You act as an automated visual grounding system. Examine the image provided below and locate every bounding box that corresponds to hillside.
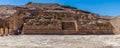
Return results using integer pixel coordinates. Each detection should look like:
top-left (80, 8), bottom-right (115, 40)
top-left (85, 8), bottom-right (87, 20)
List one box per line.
top-left (0, 2), bottom-right (116, 35)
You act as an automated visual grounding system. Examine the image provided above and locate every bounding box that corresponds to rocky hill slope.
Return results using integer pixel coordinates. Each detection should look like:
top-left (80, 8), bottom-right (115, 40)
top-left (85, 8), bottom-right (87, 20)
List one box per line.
top-left (0, 2), bottom-right (116, 35)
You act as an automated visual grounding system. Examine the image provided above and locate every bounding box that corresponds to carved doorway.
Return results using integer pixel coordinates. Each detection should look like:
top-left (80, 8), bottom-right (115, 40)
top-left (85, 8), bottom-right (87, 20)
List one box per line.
top-left (62, 22), bottom-right (76, 30)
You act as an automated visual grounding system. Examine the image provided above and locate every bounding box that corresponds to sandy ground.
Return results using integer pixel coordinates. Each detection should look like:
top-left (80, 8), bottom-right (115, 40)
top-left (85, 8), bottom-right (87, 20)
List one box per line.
top-left (0, 35), bottom-right (120, 48)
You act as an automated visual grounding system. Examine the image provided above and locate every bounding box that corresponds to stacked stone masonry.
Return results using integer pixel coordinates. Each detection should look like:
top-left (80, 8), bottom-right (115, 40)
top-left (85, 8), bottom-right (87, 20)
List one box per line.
top-left (0, 2), bottom-right (118, 35)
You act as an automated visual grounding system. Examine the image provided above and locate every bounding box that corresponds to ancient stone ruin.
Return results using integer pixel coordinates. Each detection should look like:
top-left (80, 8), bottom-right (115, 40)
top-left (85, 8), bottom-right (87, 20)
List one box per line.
top-left (0, 2), bottom-right (119, 35)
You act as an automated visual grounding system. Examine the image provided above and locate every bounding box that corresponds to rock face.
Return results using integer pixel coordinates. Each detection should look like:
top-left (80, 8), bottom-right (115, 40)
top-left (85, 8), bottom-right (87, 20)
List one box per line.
top-left (0, 5), bottom-right (16, 19)
top-left (0, 2), bottom-right (116, 35)
top-left (110, 16), bottom-right (120, 34)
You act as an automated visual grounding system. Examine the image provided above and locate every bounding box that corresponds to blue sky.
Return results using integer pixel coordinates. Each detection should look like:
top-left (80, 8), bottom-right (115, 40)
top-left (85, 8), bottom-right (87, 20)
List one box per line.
top-left (0, 0), bottom-right (120, 16)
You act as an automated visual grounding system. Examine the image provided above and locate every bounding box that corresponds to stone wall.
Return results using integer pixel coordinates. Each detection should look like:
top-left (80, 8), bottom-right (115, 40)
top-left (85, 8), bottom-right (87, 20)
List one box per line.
top-left (0, 3), bottom-right (116, 35)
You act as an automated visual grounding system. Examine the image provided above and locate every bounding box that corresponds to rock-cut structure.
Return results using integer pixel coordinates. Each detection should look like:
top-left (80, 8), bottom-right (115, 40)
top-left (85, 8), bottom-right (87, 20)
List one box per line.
top-left (0, 2), bottom-right (118, 35)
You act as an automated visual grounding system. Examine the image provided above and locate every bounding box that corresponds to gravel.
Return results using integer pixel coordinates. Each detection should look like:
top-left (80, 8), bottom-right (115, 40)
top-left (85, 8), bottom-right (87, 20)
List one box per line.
top-left (0, 35), bottom-right (120, 48)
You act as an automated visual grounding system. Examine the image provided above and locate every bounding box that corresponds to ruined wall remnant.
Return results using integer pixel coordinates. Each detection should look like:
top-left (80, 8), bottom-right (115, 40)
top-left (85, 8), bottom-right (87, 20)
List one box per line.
top-left (110, 16), bottom-right (120, 34)
top-left (0, 19), bottom-right (11, 36)
top-left (0, 2), bottom-right (117, 35)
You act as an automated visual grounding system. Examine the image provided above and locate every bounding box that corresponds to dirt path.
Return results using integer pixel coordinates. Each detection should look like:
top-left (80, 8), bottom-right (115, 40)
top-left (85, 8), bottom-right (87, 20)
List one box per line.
top-left (0, 35), bottom-right (120, 48)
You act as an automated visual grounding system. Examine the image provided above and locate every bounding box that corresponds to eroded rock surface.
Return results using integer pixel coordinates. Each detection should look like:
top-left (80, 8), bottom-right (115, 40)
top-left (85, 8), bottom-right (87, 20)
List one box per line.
top-left (0, 2), bottom-right (117, 35)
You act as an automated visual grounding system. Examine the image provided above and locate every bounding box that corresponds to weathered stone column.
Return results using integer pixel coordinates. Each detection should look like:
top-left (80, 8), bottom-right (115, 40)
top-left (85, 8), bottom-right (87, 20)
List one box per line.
top-left (0, 28), bottom-right (4, 36)
top-left (0, 28), bottom-right (1, 35)
top-left (8, 28), bottom-right (12, 35)
top-left (74, 21), bottom-right (78, 31)
top-left (5, 28), bottom-right (9, 36)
